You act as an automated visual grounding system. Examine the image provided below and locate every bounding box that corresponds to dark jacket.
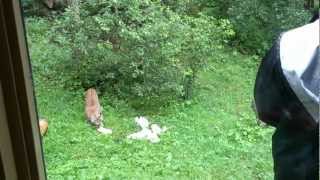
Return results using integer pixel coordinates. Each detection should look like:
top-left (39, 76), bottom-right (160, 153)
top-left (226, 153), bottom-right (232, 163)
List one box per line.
top-left (254, 19), bottom-right (319, 180)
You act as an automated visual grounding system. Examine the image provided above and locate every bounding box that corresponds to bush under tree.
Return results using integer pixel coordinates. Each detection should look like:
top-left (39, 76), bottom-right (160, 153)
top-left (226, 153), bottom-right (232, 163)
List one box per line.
top-left (51, 0), bottom-right (234, 100)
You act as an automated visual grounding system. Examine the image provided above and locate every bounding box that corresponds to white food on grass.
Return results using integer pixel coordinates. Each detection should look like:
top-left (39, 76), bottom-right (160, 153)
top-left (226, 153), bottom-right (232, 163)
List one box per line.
top-left (148, 132), bottom-right (160, 143)
top-left (135, 116), bottom-right (150, 129)
top-left (97, 127), bottom-right (112, 134)
top-left (127, 128), bottom-right (152, 139)
top-left (128, 116), bottom-right (167, 143)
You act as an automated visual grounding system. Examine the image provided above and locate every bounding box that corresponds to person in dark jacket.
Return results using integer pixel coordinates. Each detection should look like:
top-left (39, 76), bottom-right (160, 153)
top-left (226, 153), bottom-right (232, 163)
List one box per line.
top-left (253, 13), bottom-right (319, 180)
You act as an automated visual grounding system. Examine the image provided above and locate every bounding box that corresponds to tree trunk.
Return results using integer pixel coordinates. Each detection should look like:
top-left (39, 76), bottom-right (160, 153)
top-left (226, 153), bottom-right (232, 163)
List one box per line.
top-left (304, 0), bottom-right (315, 10)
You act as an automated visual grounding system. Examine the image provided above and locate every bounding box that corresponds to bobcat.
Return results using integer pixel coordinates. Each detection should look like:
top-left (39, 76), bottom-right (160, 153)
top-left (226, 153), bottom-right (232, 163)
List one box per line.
top-left (85, 88), bottom-right (112, 134)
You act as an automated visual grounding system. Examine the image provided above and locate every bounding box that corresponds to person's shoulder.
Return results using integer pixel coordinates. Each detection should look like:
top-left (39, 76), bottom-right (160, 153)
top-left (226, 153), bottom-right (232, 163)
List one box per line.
top-left (280, 19), bottom-right (319, 76)
top-left (283, 19), bottom-right (319, 39)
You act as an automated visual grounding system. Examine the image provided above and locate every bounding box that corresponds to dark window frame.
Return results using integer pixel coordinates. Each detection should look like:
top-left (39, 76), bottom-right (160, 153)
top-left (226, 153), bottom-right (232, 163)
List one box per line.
top-left (0, 0), bottom-right (46, 179)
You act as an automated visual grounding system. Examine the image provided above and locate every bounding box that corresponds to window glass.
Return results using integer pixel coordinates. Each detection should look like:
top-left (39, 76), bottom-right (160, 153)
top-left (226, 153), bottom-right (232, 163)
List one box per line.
top-left (21, 0), bottom-right (315, 179)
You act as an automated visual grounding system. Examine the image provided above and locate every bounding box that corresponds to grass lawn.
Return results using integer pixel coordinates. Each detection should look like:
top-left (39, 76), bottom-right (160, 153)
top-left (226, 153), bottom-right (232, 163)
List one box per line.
top-left (32, 50), bottom-right (274, 179)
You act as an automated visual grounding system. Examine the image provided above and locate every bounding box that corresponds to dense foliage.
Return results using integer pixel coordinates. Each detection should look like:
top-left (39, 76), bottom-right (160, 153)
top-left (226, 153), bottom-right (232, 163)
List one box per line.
top-left (50, 0), bottom-right (234, 100)
top-left (160, 0), bottom-right (312, 55)
top-left (227, 0), bottom-right (311, 54)
top-left (25, 0), bottom-right (314, 101)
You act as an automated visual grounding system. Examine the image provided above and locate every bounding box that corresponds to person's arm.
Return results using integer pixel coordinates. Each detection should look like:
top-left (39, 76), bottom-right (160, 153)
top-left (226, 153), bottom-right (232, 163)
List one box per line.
top-left (254, 36), bottom-right (286, 127)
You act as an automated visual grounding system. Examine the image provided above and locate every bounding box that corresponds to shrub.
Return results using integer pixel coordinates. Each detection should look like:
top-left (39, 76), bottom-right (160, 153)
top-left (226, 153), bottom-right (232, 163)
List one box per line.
top-left (228, 0), bottom-right (310, 55)
top-left (162, 0), bottom-right (311, 55)
top-left (51, 0), bottom-right (234, 100)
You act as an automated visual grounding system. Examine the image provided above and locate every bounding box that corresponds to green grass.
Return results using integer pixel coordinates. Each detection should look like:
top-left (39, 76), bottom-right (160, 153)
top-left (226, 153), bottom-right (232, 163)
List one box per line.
top-left (33, 49), bottom-right (274, 179)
